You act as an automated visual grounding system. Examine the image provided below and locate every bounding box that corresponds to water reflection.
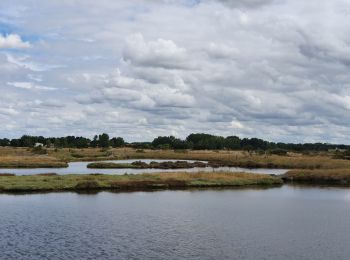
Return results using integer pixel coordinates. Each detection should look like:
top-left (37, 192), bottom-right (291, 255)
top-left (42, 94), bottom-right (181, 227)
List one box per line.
top-left (1, 186), bottom-right (350, 259)
top-left (0, 159), bottom-right (288, 176)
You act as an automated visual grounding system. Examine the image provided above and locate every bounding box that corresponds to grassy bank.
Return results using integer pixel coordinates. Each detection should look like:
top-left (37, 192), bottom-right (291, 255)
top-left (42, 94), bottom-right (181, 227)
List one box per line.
top-left (2, 147), bottom-right (350, 170)
top-left (282, 169), bottom-right (350, 185)
top-left (0, 172), bottom-right (282, 192)
top-left (0, 156), bottom-right (68, 168)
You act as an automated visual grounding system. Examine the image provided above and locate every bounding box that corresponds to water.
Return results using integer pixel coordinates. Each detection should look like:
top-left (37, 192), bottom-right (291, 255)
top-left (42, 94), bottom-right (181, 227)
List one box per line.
top-left (0, 159), bottom-right (287, 175)
top-left (1, 185), bottom-right (350, 259)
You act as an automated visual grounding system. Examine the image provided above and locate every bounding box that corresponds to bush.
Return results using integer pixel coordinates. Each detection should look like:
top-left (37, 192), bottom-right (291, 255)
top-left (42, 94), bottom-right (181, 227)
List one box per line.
top-left (174, 149), bottom-right (188, 153)
top-left (269, 149), bottom-right (288, 156)
top-left (31, 146), bottom-right (47, 155)
top-left (74, 180), bottom-right (100, 190)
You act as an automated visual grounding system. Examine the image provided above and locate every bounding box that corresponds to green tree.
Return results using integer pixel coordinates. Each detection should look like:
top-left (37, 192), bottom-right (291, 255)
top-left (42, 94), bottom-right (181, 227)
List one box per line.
top-left (91, 135), bottom-right (98, 148)
top-left (111, 137), bottom-right (125, 148)
top-left (98, 133), bottom-right (110, 148)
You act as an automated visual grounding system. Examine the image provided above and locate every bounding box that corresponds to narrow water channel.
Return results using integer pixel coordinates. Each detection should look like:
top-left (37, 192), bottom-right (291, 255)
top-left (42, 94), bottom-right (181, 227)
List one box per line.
top-left (0, 159), bottom-right (288, 175)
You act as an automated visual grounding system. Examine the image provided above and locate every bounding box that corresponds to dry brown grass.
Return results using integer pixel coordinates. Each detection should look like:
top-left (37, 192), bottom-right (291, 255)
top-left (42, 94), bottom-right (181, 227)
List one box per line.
top-left (47, 147), bottom-right (247, 162)
top-left (283, 169), bottom-right (350, 185)
top-left (0, 171), bottom-right (282, 192)
top-left (150, 171), bottom-right (275, 181)
top-left (48, 147), bottom-right (350, 169)
top-left (0, 155), bottom-right (68, 168)
top-left (1, 146), bottom-right (350, 170)
top-left (0, 147), bottom-right (33, 156)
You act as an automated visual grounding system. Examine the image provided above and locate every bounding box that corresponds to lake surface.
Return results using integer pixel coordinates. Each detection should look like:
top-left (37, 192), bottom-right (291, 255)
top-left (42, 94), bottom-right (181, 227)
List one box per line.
top-left (0, 159), bottom-right (287, 175)
top-left (1, 185), bottom-right (350, 259)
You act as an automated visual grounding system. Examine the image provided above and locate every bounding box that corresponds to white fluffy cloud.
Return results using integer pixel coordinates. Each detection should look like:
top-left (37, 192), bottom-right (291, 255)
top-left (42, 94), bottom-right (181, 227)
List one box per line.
top-left (0, 34), bottom-right (30, 49)
top-left (7, 81), bottom-right (57, 91)
top-left (123, 33), bottom-right (189, 69)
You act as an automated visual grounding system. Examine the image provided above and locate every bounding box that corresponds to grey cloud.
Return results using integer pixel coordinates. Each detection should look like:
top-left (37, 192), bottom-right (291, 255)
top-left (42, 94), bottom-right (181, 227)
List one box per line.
top-left (212, 0), bottom-right (276, 8)
top-left (122, 33), bottom-right (192, 70)
top-left (1, 0), bottom-right (350, 143)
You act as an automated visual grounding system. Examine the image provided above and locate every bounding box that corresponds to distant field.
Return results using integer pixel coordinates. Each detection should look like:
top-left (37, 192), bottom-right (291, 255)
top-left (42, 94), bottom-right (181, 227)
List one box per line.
top-left (46, 147), bottom-right (350, 170)
top-left (1, 147), bottom-right (350, 170)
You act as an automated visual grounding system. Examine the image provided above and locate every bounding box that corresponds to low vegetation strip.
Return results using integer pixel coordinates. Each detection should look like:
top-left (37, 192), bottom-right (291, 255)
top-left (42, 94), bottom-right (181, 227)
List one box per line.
top-left (2, 147), bottom-right (350, 170)
top-left (87, 162), bottom-right (141, 169)
top-left (0, 156), bottom-right (68, 168)
top-left (282, 169), bottom-right (350, 185)
top-left (0, 172), bottom-right (282, 192)
top-left (86, 156), bottom-right (350, 170)
top-left (49, 148), bottom-right (350, 169)
top-left (87, 161), bottom-right (208, 169)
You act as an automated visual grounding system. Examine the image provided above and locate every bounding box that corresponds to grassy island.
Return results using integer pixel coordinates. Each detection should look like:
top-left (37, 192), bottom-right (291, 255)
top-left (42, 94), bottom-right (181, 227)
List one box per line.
top-left (282, 169), bottom-right (350, 185)
top-left (0, 172), bottom-right (282, 193)
top-left (87, 160), bottom-right (208, 169)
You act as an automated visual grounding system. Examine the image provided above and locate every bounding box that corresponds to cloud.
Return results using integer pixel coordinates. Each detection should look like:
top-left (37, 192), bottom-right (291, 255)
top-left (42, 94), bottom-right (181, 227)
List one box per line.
top-left (206, 42), bottom-right (238, 59)
top-left (0, 34), bottom-right (31, 49)
top-left (7, 81), bottom-right (57, 91)
top-left (230, 120), bottom-right (244, 129)
top-left (1, 0), bottom-right (350, 143)
top-left (213, 0), bottom-right (275, 8)
top-left (123, 33), bottom-right (190, 69)
top-left (0, 107), bottom-right (19, 116)
top-left (6, 54), bottom-right (64, 72)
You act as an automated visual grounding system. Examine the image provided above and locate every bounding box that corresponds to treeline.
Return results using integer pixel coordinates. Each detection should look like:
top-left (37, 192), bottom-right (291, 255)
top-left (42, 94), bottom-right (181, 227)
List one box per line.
top-left (149, 133), bottom-right (350, 152)
top-left (0, 134), bottom-right (125, 148)
top-left (0, 133), bottom-right (348, 152)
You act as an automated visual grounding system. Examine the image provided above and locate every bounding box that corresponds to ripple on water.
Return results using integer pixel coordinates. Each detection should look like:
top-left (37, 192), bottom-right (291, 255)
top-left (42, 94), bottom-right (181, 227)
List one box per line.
top-left (1, 187), bottom-right (350, 259)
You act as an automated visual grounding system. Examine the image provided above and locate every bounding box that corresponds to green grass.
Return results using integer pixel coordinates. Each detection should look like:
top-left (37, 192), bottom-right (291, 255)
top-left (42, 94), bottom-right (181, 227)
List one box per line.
top-left (0, 172), bottom-right (283, 192)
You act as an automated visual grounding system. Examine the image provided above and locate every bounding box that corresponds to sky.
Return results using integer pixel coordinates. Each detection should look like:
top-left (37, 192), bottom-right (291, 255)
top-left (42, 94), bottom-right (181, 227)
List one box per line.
top-left (1, 0), bottom-right (350, 143)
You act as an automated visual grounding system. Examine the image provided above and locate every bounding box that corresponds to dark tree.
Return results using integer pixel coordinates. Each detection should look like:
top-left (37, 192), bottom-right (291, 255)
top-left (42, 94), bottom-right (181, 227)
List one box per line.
top-left (91, 135), bottom-right (98, 148)
top-left (111, 137), bottom-right (125, 148)
top-left (98, 133), bottom-right (110, 148)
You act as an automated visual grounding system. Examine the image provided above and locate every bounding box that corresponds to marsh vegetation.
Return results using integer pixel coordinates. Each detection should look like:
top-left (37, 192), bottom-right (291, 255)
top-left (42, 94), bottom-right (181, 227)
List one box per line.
top-left (1, 146), bottom-right (350, 170)
top-left (0, 172), bottom-right (282, 192)
top-left (2, 141), bottom-right (350, 188)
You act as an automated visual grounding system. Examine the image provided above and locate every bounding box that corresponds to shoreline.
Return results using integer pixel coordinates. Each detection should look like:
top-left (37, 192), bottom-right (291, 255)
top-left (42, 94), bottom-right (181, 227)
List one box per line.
top-left (3, 169), bottom-right (350, 194)
top-left (0, 172), bottom-right (282, 193)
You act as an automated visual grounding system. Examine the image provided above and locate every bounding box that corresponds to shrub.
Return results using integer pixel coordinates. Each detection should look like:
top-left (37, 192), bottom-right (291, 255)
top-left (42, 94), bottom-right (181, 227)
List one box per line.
top-left (31, 146), bottom-right (47, 155)
top-left (74, 180), bottom-right (100, 190)
top-left (269, 149), bottom-right (288, 156)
